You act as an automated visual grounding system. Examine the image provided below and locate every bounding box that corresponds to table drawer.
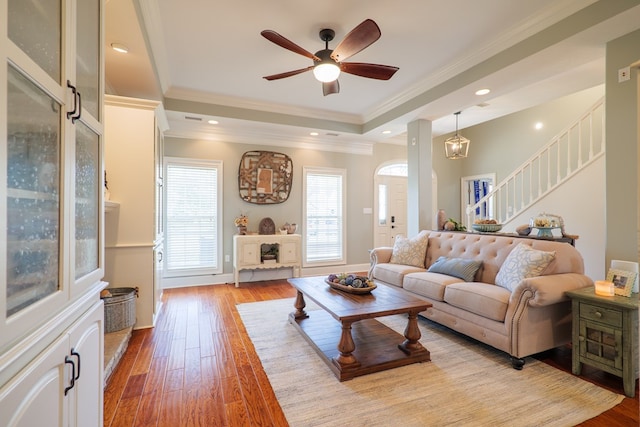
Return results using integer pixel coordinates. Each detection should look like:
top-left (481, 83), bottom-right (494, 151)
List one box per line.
top-left (579, 302), bottom-right (622, 327)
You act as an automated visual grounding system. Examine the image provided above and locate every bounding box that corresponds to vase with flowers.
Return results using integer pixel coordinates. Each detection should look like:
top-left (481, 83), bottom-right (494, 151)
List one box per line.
top-left (234, 214), bottom-right (248, 235)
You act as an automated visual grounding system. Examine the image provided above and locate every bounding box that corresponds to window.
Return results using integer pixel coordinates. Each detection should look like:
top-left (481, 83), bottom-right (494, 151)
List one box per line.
top-left (303, 167), bottom-right (346, 266)
top-left (164, 158), bottom-right (222, 276)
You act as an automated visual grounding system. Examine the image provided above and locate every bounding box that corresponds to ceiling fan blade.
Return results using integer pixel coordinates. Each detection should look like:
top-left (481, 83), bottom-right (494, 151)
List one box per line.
top-left (323, 80), bottom-right (340, 96)
top-left (340, 62), bottom-right (399, 80)
top-left (330, 19), bottom-right (381, 62)
top-left (263, 66), bottom-right (314, 81)
top-left (261, 30), bottom-right (320, 61)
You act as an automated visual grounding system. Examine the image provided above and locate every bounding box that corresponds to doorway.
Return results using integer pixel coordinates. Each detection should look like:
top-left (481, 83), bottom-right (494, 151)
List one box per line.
top-left (373, 162), bottom-right (437, 247)
top-left (460, 173), bottom-right (496, 229)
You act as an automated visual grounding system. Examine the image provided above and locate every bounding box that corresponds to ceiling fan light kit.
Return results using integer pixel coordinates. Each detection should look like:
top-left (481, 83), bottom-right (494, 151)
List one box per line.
top-left (261, 19), bottom-right (398, 96)
top-left (312, 48), bottom-right (340, 82)
top-left (445, 111), bottom-right (470, 159)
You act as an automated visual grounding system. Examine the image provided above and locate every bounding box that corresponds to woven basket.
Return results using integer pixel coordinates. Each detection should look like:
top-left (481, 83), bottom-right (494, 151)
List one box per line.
top-left (102, 287), bottom-right (137, 333)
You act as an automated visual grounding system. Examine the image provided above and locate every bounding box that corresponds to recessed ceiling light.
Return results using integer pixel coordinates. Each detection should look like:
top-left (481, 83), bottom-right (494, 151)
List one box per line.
top-left (534, 122), bottom-right (544, 130)
top-left (208, 120), bottom-right (218, 125)
top-left (475, 88), bottom-right (490, 96)
top-left (382, 130), bottom-right (391, 134)
top-left (310, 132), bottom-right (319, 136)
top-left (110, 43), bottom-right (129, 53)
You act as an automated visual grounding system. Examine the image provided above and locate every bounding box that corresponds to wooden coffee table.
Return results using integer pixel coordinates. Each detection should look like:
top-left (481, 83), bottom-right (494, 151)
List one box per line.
top-left (288, 276), bottom-right (432, 381)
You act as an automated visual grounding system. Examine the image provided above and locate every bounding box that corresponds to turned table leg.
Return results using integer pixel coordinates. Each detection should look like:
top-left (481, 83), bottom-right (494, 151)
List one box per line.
top-left (332, 320), bottom-right (360, 369)
top-left (398, 310), bottom-right (428, 357)
top-left (291, 290), bottom-right (308, 320)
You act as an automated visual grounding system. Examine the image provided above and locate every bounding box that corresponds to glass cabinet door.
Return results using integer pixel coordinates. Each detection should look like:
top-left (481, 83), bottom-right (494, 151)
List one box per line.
top-left (6, 65), bottom-right (62, 316)
top-left (76, 0), bottom-right (101, 120)
top-left (75, 122), bottom-right (100, 279)
top-left (8, 0), bottom-right (62, 83)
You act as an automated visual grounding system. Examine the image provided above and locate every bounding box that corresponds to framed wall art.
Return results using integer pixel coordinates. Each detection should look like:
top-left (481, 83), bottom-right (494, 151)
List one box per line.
top-left (238, 151), bottom-right (292, 204)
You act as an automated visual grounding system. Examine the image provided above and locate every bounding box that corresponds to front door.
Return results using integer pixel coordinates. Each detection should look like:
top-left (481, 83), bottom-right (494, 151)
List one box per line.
top-left (375, 176), bottom-right (407, 247)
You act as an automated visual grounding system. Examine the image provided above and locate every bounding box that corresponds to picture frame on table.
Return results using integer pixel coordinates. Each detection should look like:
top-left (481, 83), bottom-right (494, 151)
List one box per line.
top-left (606, 268), bottom-right (637, 297)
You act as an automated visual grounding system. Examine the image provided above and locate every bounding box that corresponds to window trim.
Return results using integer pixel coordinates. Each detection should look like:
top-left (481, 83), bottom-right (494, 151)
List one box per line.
top-left (163, 157), bottom-right (223, 277)
top-left (302, 166), bottom-right (346, 267)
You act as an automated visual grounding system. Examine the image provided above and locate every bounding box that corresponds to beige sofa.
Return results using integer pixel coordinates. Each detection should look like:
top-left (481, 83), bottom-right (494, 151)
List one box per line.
top-left (369, 231), bottom-right (593, 369)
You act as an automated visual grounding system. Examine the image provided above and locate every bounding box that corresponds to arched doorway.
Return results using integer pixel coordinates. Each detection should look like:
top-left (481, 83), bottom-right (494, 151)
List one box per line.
top-left (374, 161), bottom-right (438, 247)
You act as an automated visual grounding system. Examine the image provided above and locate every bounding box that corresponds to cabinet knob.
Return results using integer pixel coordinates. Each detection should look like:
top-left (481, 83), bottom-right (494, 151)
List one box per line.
top-left (594, 311), bottom-right (602, 318)
top-left (578, 336), bottom-right (585, 342)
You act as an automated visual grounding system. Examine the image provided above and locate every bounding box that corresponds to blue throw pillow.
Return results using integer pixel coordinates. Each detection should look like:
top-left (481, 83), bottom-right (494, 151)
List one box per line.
top-left (427, 256), bottom-right (483, 282)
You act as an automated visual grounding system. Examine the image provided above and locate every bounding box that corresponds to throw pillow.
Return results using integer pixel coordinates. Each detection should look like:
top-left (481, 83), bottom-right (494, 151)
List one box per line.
top-left (428, 256), bottom-right (483, 282)
top-left (495, 243), bottom-right (556, 292)
top-left (389, 231), bottom-right (429, 268)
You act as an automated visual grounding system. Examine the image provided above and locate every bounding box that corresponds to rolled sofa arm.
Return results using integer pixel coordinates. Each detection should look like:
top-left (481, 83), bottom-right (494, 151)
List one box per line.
top-left (369, 247), bottom-right (393, 277)
top-left (511, 273), bottom-right (594, 307)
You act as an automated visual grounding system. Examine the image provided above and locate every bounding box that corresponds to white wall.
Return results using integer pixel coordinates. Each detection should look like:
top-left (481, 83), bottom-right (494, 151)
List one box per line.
top-left (507, 157), bottom-right (606, 280)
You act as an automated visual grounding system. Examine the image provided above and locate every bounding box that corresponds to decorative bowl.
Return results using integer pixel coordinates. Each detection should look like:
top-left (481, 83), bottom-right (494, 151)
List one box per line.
top-left (325, 274), bottom-right (376, 294)
top-left (472, 223), bottom-right (503, 233)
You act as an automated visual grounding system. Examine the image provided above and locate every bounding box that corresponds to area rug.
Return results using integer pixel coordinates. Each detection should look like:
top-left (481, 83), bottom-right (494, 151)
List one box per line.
top-left (237, 298), bottom-right (624, 427)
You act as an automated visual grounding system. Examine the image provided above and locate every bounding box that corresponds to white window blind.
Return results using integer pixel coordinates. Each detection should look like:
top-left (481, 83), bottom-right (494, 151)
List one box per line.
top-left (165, 158), bottom-right (222, 276)
top-left (303, 167), bottom-right (346, 265)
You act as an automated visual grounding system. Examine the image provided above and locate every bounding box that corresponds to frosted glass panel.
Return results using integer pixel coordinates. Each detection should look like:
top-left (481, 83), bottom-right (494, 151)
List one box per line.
top-left (76, 0), bottom-right (100, 118)
top-left (8, 0), bottom-right (61, 82)
top-left (75, 122), bottom-right (100, 279)
top-left (6, 66), bottom-right (61, 316)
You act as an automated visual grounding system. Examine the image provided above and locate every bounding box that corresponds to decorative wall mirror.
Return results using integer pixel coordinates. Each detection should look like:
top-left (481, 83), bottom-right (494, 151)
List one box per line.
top-left (238, 151), bottom-right (293, 204)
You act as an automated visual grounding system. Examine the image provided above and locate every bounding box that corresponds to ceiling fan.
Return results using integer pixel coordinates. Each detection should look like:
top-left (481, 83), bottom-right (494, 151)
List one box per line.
top-left (261, 19), bottom-right (399, 96)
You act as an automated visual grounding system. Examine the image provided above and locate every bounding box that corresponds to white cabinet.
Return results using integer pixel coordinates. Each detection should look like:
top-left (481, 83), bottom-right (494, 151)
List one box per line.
top-left (233, 234), bottom-right (302, 287)
top-left (104, 95), bottom-right (168, 328)
top-left (1, 1), bottom-right (105, 425)
top-left (0, 301), bottom-right (104, 427)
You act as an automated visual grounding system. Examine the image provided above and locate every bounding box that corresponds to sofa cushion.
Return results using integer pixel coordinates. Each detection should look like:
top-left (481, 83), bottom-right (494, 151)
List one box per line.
top-left (428, 256), bottom-right (482, 282)
top-left (444, 283), bottom-right (511, 322)
top-left (495, 243), bottom-right (555, 292)
top-left (389, 231), bottom-right (429, 268)
top-left (403, 272), bottom-right (463, 301)
top-left (372, 263), bottom-right (426, 287)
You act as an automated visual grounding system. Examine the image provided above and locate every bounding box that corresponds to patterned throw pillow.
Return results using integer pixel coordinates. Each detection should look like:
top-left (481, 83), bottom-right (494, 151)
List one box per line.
top-left (428, 256), bottom-right (483, 282)
top-left (389, 231), bottom-right (429, 268)
top-left (495, 243), bottom-right (555, 292)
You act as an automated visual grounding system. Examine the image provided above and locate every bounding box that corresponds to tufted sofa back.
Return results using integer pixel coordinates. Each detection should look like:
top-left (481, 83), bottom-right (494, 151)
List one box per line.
top-left (424, 231), bottom-right (585, 284)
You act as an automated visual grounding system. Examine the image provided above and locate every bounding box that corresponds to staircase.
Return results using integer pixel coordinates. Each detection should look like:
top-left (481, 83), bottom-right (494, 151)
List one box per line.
top-left (465, 97), bottom-right (605, 228)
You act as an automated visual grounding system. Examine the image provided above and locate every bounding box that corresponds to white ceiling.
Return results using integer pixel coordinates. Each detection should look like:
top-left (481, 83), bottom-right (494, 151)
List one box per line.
top-left (104, 0), bottom-right (640, 149)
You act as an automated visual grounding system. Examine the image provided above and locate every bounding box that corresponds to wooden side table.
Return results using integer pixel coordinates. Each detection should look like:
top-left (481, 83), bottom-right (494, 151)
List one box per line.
top-left (566, 287), bottom-right (639, 397)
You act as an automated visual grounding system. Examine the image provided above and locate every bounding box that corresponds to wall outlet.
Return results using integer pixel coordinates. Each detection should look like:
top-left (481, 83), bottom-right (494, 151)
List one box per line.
top-left (225, 254), bottom-right (230, 262)
top-left (618, 66), bottom-right (631, 82)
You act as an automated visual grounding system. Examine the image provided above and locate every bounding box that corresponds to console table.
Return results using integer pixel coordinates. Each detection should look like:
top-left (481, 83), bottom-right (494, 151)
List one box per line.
top-left (233, 234), bottom-right (302, 287)
top-left (566, 287), bottom-right (639, 397)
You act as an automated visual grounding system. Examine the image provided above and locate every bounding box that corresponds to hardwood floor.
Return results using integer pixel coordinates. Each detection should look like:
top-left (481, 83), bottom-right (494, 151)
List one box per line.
top-left (104, 280), bottom-right (639, 426)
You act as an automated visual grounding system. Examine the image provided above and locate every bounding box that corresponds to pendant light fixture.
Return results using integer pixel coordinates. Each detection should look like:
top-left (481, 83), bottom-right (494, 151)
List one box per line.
top-left (445, 111), bottom-right (470, 159)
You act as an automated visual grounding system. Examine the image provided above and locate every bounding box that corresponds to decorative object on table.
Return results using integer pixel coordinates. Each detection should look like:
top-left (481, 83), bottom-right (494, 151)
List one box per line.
top-left (258, 217), bottom-right (276, 235)
top-left (529, 212), bottom-right (579, 240)
top-left (471, 218), bottom-right (502, 233)
top-left (444, 111), bottom-right (470, 159)
top-left (281, 222), bottom-right (298, 234)
top-left (606, 268), bottom-right (637, 297)
top-left (515, 224), bottom-right (532, 236)
top-left (437, 209), bottom-right (447, 230)
top-left (611, 259), bottom-right (639, 293)
top-left (594, 280), bottom-right (615, 296)
top-left (238, 151), bottom-right (293, 204)
top-left (325, 273), bottom-right (376, 294)
top-left (234, 214), bottom-right (248, 235)
top-left (443, 218), bottom-right (466, 231)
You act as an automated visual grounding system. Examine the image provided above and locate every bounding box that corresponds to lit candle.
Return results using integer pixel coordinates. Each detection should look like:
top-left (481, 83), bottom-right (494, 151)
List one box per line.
top-left (594, 280), bottom-right (614, 296)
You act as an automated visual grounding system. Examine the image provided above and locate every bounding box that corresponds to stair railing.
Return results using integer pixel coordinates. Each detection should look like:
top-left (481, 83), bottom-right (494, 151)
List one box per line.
top-left (465, 97), bottom-right (605, 228)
